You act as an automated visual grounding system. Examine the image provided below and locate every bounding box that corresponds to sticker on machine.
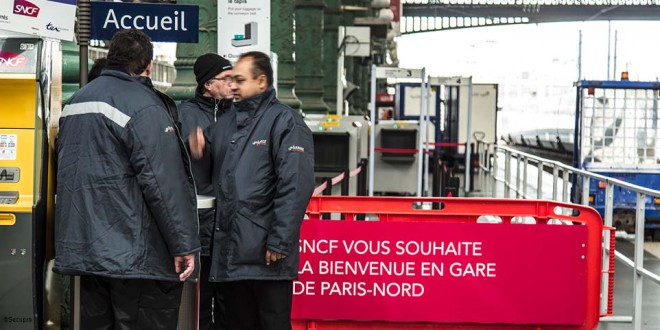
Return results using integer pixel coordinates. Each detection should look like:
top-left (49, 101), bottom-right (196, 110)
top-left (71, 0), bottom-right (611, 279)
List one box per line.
top-left (0, 134), bottom-right (17, 160)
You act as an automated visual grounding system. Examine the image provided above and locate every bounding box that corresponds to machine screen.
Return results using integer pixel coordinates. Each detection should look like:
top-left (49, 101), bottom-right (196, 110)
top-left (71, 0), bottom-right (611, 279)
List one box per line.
top-left (313, 132), bottom-right (350, 172)
top-left (381, 128), bottom-right (417, 161)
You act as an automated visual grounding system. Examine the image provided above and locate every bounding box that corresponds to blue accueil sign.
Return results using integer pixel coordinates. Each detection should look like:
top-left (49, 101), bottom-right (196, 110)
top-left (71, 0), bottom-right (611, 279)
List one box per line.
top-left (90, 2), bottom-right (198, 43)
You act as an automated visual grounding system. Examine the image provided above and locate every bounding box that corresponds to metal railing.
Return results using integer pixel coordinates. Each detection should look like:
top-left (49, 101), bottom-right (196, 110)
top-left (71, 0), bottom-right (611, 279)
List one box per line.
top-left (476, 140), bottom-right (660, 329)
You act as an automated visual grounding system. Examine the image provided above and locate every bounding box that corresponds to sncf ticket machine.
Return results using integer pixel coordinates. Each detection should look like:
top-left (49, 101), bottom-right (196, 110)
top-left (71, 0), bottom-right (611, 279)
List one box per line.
top-left (0, 33), bottom-right (60, 329)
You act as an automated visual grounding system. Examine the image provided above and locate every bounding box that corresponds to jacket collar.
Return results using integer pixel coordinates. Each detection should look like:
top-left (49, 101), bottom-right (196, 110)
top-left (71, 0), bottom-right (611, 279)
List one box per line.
top-left (102, 68), bottom-right (154, 89)
top-left (99, 68), bottom-right (179, 124)
top-left (195, 85), bottom-right (217, 107)
top-left (193, 85), bottom-right (220, 114)
top-left (194, 85), bottom-right (236, 118)
top-left (235, 87), bottom-right (276, 128)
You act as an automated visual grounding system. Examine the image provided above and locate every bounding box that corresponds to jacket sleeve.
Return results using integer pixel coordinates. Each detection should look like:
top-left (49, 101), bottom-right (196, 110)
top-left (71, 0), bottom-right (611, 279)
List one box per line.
top-left (178, 102), bottom-right (196, 142)
top-left (267, 114), bottom-right (315, 255)
top-left (125, 106), bottom-right (201, 257)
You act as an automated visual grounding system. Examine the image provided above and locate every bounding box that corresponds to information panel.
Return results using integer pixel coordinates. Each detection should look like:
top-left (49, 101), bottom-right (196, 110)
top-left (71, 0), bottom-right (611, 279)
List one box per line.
top-left (90, 2), bottom-right (199, 43)
top-left (217, 0), bottom-right (270, 62)
top-left (292, 220), bottom-right (588, 325)
top-left (0, 0), bottom-right (76, 41)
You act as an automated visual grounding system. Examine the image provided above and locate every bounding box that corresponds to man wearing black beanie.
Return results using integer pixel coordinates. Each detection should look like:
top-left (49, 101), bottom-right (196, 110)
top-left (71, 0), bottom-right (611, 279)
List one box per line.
top-left (178, 53), bottom-right (233, 330)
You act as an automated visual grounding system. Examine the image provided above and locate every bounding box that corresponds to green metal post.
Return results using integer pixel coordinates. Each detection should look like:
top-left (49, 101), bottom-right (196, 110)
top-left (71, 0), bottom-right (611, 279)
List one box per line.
top-left (272, 0), bottom-right (302, 109)
top-left (342, 0), bottom-right (370, 115)
top-left (323, 0), bottom-right (341, 112)
top-left (167, 0), bottom-right (218, 102)
top-left (62, 41), bottom-right (94, 104)
top-left (295, 0), bottom-right (330, 114)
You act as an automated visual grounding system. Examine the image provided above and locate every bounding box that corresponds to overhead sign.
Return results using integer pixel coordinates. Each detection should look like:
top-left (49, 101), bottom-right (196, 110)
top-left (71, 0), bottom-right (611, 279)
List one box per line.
top-left (0, 0), bottom-right (76, 41)
top-left (90, 2), bottom-right (199, 43)
top-left (429, 76), bottom-right (470, 86)
top-left (293, 220), bottom-right (588, 325)
top-left (218, 0), bottom-right (270, 62)
top-left (375, 67), bottom-right (423, 79)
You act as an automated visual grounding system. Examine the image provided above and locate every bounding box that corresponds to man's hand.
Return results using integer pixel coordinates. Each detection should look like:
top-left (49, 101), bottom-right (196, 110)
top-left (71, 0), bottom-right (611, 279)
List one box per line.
top-left (265, 249), bottom-right (286, 266)
top-left (188, 127), bottom-right (205, 160)
top-left (174, 254), bottom-right (195, 281)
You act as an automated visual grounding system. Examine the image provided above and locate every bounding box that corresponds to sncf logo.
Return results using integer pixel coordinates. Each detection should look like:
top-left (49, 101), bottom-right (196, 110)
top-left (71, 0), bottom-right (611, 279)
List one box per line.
top-left (0, 51), bottom-right (27, 69)
top-left (13, 0), bottom-right (40, 17)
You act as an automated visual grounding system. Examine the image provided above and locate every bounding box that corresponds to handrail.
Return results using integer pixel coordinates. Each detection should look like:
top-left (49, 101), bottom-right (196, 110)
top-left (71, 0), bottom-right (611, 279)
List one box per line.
top-left (476, 140), bottom-right (660, 329)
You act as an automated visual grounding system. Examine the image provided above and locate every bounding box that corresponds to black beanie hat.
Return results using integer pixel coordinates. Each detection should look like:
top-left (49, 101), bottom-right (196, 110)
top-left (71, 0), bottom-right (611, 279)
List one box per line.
top-left (194, 53), bottom-right (233, 85)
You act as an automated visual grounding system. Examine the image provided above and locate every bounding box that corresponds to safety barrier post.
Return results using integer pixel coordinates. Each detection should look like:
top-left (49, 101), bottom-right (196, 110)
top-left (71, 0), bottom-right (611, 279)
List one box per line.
top-left (633, 192), bottom-right (646, 329)
top-left (321, 178), bottom-right (333, 220)
top-left (523, 157), bottom-right (529, 198)
top-left (563, 169), bottom-right (570, 203)
top-left (323, 178), bottom-right (332, 196)
top-left (504, 151), bottom-right (511, 195)
top-left (552, 164), bottom-right (559, 200)
top-left (469, 142), bottom-right (476, 192)
top-left (515, 154), bottom-right (521, 198)
top-left (492, 145), bottom-right (499, 181)
top-left (357, 159), bottom-right (368, 196)
top-left (537, 160), bottom-right (544, 199)
top-left (432, 150), bottom-right (441, 197)
top-left (341, 168), bottom-right (349, 196)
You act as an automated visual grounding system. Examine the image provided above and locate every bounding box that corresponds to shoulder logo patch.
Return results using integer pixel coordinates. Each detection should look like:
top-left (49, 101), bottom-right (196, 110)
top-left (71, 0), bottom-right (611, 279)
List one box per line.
top-left (252, 139), bottom-right (268, 147)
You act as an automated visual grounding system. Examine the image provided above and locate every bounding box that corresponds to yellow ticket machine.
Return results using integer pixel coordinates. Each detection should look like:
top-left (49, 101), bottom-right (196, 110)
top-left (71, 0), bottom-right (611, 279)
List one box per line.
top-left (0, 33), bottom-right (60, 330)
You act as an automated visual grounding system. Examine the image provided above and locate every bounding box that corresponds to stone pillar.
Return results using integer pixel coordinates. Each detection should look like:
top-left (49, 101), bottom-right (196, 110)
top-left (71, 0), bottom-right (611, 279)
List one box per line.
top-left (271, 0), bottom-right (302, 109)
top-left (167, 0), bottom-right (217, 102)
top-left (322, 0), bottom-right (341, 113)
top-left (295, 0), bottom-right (330, 114)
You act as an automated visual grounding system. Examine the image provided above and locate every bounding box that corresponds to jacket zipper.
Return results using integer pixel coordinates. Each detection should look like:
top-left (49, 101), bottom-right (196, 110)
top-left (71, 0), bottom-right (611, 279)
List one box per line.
top-left (214, 99), bottom-right (219, 122)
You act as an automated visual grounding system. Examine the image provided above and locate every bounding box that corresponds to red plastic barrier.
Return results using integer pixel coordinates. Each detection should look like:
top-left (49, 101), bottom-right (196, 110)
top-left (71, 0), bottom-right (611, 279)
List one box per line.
top-left (293, 196), bottom-right (603, 330)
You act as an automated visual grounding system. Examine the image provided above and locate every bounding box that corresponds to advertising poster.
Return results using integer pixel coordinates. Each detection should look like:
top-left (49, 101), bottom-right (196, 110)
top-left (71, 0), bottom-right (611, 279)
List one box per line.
top-left (0, 0), bottom-right (76, 41)
top-left (217, 0), bottom-right (270, 62)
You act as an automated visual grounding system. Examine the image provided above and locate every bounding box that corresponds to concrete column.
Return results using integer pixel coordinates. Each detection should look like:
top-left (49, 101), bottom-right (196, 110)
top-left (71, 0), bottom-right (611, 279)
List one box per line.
top-left (167, 0), bottom-right (217, 102)
top-left (271, 0), bottom-right (302, 109)
top-left (295, 0), bottom-right (330, 114)
top-left (323, 0), bottom-right (341, 112)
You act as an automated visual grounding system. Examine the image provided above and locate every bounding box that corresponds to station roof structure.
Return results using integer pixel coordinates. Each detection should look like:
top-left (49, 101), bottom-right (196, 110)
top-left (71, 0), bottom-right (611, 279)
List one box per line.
top-left (401, 0), bottom-right (660, 33)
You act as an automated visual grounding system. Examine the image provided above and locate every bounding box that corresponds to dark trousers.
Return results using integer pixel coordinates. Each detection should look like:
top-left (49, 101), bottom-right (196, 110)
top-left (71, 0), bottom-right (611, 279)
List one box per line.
top-left (223, 280), bottom-right (293, 330)
top-left (80, 275), bottom-right (183, 330)
top-left (200, 255), bottom-right (227, 330)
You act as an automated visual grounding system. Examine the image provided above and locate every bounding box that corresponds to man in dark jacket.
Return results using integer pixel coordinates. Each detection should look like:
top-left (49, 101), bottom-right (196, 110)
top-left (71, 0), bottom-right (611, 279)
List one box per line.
top-left (190, 51), bottom-right (315, 330)
top-left (179, 53), bottom-right (233, 330)
top-left (54, 29), bottom-right (200, 330)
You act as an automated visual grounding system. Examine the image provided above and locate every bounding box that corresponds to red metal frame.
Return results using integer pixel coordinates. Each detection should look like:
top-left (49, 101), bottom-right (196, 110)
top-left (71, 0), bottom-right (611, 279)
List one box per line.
top-left (602, 226), bottom-right (616, 317)
top-left (295, 196), bottom-right (604, 330)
